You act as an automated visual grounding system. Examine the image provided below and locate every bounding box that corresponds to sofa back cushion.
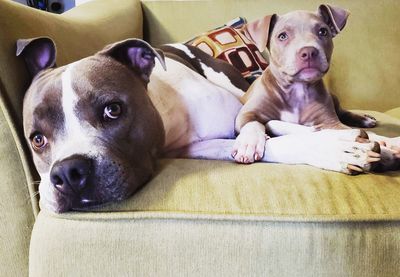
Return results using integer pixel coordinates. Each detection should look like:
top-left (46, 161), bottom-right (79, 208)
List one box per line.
top-left (142, 0), bottom-right (400, 112)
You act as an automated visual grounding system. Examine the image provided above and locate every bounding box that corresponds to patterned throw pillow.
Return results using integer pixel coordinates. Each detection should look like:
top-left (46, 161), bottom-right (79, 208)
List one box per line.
top-left (185, 17), bottom-right (268, 83)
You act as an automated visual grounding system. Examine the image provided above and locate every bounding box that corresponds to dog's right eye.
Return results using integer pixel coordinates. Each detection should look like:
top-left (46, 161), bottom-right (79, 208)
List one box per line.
top-left (31, 133), bottom-right (48, 151)
top-left (278, 32), bottom-right (289, 41)
top-left (103, 103), bottom-right (122, 121)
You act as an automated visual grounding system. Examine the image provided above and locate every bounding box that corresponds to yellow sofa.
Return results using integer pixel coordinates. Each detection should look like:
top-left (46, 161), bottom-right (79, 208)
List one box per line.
top-left (1, 0), bottom-right (400, 276)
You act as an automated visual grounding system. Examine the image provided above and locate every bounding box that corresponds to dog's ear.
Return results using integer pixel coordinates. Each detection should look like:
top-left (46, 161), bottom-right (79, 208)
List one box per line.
top-left (318, 4), bottom-right (350, 37)
top-left (16, 37), bottom-right (56, 78)
top-left (99, 38), bottom-right (166, 84)
top-left (243, 14), bottom-right (277, 53)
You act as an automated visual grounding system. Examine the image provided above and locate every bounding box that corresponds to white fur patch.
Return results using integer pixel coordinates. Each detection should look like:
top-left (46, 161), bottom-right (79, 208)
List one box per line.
top-left (55, 62), bottom-right (102, 162)
top-left (167, 43), bottom-right (196, 58)
top-left (200, 63), bottom-right (245, 98)
top-left (167, 43), bottom-right (245, 98)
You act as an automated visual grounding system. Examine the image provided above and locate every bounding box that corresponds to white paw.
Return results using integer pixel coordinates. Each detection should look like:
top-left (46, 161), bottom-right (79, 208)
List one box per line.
top-left (306, 129), bottom-right (381, 174)
top-left (232, 122), bottom-right (268, 164)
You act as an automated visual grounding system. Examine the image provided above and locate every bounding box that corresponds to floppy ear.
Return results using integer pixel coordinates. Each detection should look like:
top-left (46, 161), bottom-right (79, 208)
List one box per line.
top-left (243, 14), bottom-right (277, 53)
top-left (99, 38), bottom-right (166, 84)
top-left (318, 4), bottom-right (350, 37)
top-left (16, 37), bottom-right (56, 78)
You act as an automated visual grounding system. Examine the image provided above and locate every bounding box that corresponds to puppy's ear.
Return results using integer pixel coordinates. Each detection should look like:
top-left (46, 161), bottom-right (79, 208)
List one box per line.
top-left (100, 38), bottom-right (166, 84)
top-left (318, 4), bottom-right (350, 37)
top-left (16, 37), bottom-right (56, 78)
top-left (243, 14), bottom-right (277, 53)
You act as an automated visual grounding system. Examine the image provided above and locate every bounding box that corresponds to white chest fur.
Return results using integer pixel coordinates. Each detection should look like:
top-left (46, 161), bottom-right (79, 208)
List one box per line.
top-left (279, 83), bottom-right (308, 124)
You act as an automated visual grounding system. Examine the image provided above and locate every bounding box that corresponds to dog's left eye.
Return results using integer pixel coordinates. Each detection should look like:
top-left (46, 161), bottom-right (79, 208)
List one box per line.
top-left (318, 27), bottom-right (329, 37)
top-left (103, 103), bottom-right (122, 120)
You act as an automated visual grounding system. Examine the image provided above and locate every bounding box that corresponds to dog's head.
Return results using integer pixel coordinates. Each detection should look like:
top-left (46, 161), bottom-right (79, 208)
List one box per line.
top-left (17, 38), bottom-right (166, 213)
top-left (245, 4), bottom-right (349, 83)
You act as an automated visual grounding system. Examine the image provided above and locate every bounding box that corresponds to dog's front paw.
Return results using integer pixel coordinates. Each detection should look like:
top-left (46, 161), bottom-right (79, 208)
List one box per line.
top-left (232, 122), bottom-right (269, 164)
top-left (307, 129), bottom-right (381, 174)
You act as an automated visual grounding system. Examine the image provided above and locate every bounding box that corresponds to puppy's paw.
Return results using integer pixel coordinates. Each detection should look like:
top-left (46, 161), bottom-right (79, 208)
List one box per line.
top-left (361, 114), bottom-right (377, 128)
top-left (232, 122), bottom-right (268, 164)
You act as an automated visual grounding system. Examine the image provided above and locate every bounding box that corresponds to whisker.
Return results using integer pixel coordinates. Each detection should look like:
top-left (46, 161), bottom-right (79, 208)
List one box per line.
top-left (25, 191), bottom-right (40, 203)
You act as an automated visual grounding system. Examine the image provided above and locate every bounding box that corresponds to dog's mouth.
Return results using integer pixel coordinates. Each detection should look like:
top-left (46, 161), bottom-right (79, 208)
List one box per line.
top-left (294, 64), bottom-right (328, 81)
top-left (71, 198), bottom-right (111, 211)
top-left (298, 67), bottom-right (321, 74)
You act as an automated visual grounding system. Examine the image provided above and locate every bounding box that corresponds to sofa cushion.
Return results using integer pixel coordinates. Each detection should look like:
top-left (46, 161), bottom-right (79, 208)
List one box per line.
top-left (0, 106), bottom-right (35, 277)
top-left (186, 17), bottom-right (268, 83)
top-left (30, 111), bottom-right (400, 276)
top-left (386, 107), bottom-right (400, 120)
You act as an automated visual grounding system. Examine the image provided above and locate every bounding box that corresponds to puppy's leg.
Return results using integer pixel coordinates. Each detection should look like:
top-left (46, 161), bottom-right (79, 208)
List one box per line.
top-left (332, 94), bottom-right (377, 128)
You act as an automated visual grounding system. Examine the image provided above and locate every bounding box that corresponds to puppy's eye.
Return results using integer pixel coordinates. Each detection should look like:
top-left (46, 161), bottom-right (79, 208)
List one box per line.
top-left (31, 133), bottom-right (48, 151)
top-left (318, 27), bottom-right (329, 37)
top-left (103, 103), bottom-right (122, 121)
top-left (278, 32), bottom-right (288, 41)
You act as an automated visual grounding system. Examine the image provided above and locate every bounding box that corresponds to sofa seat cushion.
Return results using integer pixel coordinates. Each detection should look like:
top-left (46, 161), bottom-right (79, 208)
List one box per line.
top-left (30, 110), bottom-right (400, 276)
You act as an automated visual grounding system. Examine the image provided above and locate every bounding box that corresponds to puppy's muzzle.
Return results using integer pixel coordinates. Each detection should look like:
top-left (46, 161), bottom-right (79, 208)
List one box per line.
top-left (50, 155), bottom-right (93, 197)
top-left (298, 46), bottom-right (319, 62)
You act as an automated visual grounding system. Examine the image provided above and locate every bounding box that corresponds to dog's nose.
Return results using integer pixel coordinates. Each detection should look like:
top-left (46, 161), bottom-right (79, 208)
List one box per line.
top-left (298, 47), bottom-right (319, 61)
top-left (50, 155), bottom-right (92, 195)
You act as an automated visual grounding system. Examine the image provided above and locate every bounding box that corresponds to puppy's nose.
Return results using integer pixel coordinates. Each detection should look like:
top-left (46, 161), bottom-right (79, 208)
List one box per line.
top-left (50, 155), bottom-right (92, 195)
top-left (298, 47), bottom-right (319, 61)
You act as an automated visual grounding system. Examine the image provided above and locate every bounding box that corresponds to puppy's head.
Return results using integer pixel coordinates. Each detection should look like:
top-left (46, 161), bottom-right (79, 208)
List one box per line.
top-left (17, 38), bottom-right (166, 213)
top-left (245, 4), bottom-right (349, 83)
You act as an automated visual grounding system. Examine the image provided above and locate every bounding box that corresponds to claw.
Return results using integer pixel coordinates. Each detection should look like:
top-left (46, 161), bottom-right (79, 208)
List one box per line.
top-left (372, 141), bottom-right (381, 154)
top-left (347, 164), bottom-right (364, 175)
top-left (367, 157), bottom-right (381, 163)
top-left (367, 150), bottom-right (381, 158)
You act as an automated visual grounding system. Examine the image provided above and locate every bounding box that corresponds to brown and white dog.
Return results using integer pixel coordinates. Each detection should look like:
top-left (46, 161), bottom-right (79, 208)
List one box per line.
top-left (232, 4), bottom-right (400, 169)
top-left (17, 5), bottom-right (397, 213)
